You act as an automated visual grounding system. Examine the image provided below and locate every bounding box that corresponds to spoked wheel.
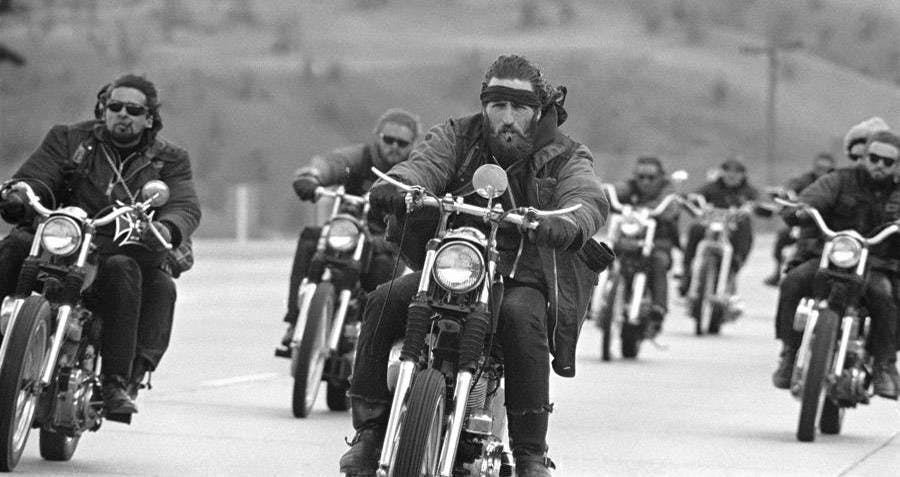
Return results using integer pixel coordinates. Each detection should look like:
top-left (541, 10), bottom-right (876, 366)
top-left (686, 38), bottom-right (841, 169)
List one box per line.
top-left (599, 274), bottom-right (620, 362)
top-left (819, 398), bottom-right (844, 435)
top-left (392, 369), bottom-right (446, 477)
top-left (797, 309), bottom-right (839, 442)
top-left (38, 428), bottom-right (79, 461)
top-left (0, 296), bottom-right (51, 471)
top-left (292, 283), bottom-right (335, 418)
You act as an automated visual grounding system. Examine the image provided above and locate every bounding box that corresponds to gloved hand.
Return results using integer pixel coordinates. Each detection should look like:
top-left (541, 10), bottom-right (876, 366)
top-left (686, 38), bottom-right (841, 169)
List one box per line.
top-left (292, 176), bottom-right (320, 202)
top-left (528, 214), bottom-right (579, 250)
top-left (141, 221), bottom-right (172, 252)
top-left (0, 188), bottom-right (27, 222)
top-left (368, 182), bottom-right (406, 216)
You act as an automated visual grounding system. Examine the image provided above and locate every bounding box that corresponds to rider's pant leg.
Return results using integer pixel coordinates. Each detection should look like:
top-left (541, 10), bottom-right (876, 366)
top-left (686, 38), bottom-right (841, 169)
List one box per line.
top-left (93, 254), bottom-right (142, 378)
top-left (284, 227), bottom-right (321, 324)
top-left (729, 217), bottom-right (753, 272)
top-left (865, 271), bottom-right (898, 360)
top-left (347, 272), bottom-right (420, 403)
top-left (499, 285), bottom-right (551, 456)
top-left (0, 229), bottom-right (32, 298)
top-left (648, 247), bottom-right (671, 314)
top-left (135, 267), bottom-right (176, 370)
top-left (682, 223), bottom-right (704, 275)
top-left (775, 259), bottom-right (817, 346)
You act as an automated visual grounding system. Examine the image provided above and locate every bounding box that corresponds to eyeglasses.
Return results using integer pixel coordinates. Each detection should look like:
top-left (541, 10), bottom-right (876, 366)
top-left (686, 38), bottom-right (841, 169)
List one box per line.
top-left (380, 134), bottom-right (410, 148)
top-left (868, 153), bottom-right (897, 167)
top-left (107, 101), bottom-right (148, 116)
top-left (636, 174), bottom-right (659, 182)
top-left (848, 153), bottom-right (862, 162)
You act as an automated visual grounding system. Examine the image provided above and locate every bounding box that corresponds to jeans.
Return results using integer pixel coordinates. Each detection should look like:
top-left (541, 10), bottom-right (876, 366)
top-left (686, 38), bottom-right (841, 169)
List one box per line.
top-left (283, 226), bottom-right (400, 324)
top-left (348, 272), bottom-right (552, 415)
top-left (775, 259), bottom-right (897, 360)
top-left (647, 247), bottom-right (672, 314)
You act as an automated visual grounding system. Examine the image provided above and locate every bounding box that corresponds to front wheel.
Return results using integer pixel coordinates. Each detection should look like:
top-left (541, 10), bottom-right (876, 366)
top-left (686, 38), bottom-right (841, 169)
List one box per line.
top-left (695, 258), bottom-right (721, 336)
top-left (292, 283), bottom-right (335, 418)
top-left (797, 309), bottom-right (839, 442)
top-left (599, 273), bottom-right (620, 362)
top-left (392, 369), bottom-right (446, 477)
top-left (0, 296), bottom-right (52, 471)
top-left (38, 428), bottom-right (79, 461)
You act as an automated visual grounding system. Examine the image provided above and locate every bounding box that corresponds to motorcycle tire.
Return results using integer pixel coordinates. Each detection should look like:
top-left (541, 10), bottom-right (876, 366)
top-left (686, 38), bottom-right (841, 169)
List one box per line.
top-left (599, 274), bottom-right (619, 362)
top-left (0, 296), bottom-right (51, 471)
top-left (291, 283), bottom-right (335, 418)
top-left (39, 428), bottom-right (79, 461)
top-left (696, 259), bottom-right (719, 336)
top-left (620, 322), bottom-right (642, 359)
top-left (392, 368), bottom-right (446, 477)
top-left (797, 309), bottom-right (839, 442)
top-left (819, 398), bottom-right (844, 435)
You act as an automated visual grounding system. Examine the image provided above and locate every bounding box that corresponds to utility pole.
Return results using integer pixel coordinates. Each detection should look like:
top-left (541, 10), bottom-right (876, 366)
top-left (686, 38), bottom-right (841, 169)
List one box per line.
top-left (740, 40), bottom-right (802, 185)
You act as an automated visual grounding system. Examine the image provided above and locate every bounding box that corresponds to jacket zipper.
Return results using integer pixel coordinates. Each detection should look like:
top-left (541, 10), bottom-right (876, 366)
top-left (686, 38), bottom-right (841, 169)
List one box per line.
top-left (550, 250), bottom-right (559, 352)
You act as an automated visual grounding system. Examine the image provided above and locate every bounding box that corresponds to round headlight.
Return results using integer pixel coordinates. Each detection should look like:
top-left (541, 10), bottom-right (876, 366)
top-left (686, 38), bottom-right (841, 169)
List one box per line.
top-left (433, 242), bottom-right (485, 293)
top-left (326, 219), bottom-right (360, 252)
top-left (40, 216), bottom-right (82, 256)
top-left (828, 235), bottom-right (862, 268)
top-left (619, 217), bottom-right (643, 237)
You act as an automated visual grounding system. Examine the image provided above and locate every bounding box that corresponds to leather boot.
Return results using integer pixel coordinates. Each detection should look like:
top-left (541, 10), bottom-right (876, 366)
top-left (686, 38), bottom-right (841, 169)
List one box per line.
top-left (508, 411), bottom-right (552, 477)
top-left (772, 343), bottom-right (796, 390)
top-left (339, 398), bottom-right (388, 476)
top-left (872, 357), bottom-right (899, 400)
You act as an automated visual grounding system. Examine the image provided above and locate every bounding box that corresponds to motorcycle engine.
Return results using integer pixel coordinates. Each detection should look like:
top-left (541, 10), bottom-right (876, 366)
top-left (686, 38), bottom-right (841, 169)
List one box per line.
top-left (51, 368), bottom-right (101, 434)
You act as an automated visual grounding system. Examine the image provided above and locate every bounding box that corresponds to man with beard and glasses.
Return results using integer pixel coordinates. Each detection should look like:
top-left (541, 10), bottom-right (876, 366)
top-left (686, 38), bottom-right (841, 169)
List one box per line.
top-left (0, 74), bottom-right (200, 416)
top-left (275, 108), bottom-right (420, 352)
top-left (844, 117), bottom-right (890, 166)
top-left (771, 130), bottom-right (900, 399)
top-left (337, 54), bottom-right (609, 477)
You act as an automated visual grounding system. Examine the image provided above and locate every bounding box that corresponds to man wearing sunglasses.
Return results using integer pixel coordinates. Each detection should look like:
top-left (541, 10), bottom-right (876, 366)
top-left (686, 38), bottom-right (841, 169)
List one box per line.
top-left (763, 152), bottom-right (835, 287)
top-left (772, 130), bottom-right (900, 398)
top-left (844, 116), bottom-right (890, 166)
top-left (339, 55), bottom-right (609, 477)
top-left (276, 108), bottom-right (420, 350)
top-left (609, 156), bottom-right (681, 338)
top-left (0, 74), bottom-right (201, 415)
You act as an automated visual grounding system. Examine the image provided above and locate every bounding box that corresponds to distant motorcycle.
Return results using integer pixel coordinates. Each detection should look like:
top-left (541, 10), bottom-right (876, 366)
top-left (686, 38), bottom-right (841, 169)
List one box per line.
top-left (593, 175), bottom-right (685, 361)
top-left (682, 196), bottom-right (752, 335)
top-left (275, 186), bottom-right (371, 418)
top-left (371, 165), bottom-right (579, 477)
top-left (776, 199), bottom-right (898, 442)
top-left (0, 180), bottom-right (171, 471)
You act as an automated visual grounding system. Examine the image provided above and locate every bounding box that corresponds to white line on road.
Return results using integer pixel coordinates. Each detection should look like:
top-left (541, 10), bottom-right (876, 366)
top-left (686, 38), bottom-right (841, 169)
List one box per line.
top-left (199, 372), bottom-right (279, 388)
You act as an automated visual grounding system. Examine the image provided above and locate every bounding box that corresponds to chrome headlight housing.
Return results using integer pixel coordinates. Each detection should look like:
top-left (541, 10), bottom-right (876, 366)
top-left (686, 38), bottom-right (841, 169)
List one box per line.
top-left (432, 242), bottom-right (485, 293)
top-left (619, 217), bottom-right (644, 237)
top-left (40, 216), bottom-right (82, 256)
top-left (326, 218), bottom-right (360, 252)
top-left (828, 235), bottom-right (862, 268)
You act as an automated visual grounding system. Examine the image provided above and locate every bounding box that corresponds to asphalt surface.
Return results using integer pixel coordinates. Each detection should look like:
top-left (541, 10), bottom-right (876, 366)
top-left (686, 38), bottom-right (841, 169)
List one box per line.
top-left (8, 235), bottom-right (900, 476)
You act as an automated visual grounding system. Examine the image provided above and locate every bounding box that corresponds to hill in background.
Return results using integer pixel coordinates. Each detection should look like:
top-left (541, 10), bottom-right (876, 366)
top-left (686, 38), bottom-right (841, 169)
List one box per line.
top-left (1, 0), bottom-right (900, 237)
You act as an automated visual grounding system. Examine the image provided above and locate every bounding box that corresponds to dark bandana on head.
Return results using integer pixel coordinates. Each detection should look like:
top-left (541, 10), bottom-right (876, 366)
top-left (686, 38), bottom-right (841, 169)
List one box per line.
top-left (479, 85), bottom-right (541, 109)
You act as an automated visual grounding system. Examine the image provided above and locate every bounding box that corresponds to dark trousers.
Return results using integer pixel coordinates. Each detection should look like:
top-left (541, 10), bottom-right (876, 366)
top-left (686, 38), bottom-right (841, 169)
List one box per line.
top-left (682, 219), bottom-right (753, 278)
top-left (348, 272), bottom-right (552, 435)
top-left (283, 227), bottom-right (399, 324)
top-left (648, 247), bottom-right (671, 314)
top-left (772, 227), bottom-right (794, 263)
top-left (775, 259), bottom-right (897, 360)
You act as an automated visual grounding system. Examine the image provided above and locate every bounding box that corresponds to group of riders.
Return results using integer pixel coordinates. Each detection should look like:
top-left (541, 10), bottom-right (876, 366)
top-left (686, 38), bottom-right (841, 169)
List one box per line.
top-left (1, 54), bottom-right (899, 476)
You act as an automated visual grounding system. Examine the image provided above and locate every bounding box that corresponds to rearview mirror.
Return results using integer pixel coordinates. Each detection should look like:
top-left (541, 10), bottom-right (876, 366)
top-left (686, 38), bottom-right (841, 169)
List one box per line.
top-left (141, 180), bottom-right (170, 207)
top-left (671, 170), bottom-right (688, 183)
top-left (472, 164), bottom-right (508, 199)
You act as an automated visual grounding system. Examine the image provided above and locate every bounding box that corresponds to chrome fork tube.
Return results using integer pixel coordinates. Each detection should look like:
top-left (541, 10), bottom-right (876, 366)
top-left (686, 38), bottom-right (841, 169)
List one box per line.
top-left (627, 273), bottom-right (646, 323)
top-left (717, 243), bottom-right (733, 298)
top-left (438, 370), bottom-right (474, 477)
top-left (40, 305), bottom-right (71, 385)
top-left (833, 316), bottom-right (853, 376)
top-left (292, 280), bottom-right (318, 344)
top-left (378, 361), bottom-right (417, 475)
top-left (688, 241), bottom-right (709, 299)
top-left (327, 289), bottom-right (352, 351)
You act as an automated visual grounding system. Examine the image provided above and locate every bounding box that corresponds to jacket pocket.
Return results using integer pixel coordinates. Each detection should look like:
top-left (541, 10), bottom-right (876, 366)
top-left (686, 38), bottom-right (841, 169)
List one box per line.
top-left (531, 177), bottom-right (558, 209)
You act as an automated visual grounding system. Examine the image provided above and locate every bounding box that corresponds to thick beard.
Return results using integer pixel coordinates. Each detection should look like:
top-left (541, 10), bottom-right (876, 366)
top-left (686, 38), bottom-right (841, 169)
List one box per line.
top-left (483, 115), bottom-right (534, 168)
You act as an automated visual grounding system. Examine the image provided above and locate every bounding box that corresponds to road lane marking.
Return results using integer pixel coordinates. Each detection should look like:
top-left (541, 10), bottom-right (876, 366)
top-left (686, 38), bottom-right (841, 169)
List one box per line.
top-left (199, 372), bottom-right (279, 388)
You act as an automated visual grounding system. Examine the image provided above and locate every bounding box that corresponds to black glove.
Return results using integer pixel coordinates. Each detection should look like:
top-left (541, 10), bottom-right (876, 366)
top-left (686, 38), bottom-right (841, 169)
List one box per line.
top-left (0, 189), bottom-right (27, 223)
top-left (368, 182), bottom-right (406, 216)
top-left (292, 176), bottom-right (320, 202)
top-left (141, 221), bottom-right (172, 252)
top-left (528, 214), bottom-right (579, 250)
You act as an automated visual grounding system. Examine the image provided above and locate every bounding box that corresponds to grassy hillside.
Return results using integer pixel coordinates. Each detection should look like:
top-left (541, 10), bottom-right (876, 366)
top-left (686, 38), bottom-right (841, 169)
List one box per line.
top-left (1, 0), bottom-right (899, 237)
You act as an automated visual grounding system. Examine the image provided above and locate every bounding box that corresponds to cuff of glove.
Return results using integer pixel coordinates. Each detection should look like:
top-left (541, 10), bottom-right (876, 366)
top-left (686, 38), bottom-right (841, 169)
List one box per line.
top-left (577, 238), bottom-right (615, 274)
top-left (159, 220), bottom-right (181, 247)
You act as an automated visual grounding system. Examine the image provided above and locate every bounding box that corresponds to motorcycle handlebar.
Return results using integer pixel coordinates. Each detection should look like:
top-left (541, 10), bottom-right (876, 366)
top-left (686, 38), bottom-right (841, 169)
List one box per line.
top-left (774, 197), bottom-right (900, 245)
top-left (602, 183), bottom-right (683, 217)
top-left (314, 187), bottom-right (367, 206)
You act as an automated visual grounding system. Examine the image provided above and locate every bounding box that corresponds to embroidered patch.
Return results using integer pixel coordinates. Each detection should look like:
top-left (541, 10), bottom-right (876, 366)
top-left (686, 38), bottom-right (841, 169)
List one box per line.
top-left (72, 143), bottom-right (87, 164)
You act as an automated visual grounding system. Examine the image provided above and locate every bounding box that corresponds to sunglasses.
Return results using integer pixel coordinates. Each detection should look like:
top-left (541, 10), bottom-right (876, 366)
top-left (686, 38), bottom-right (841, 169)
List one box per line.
top-left (848, 153), bottom-right (862, 162)
top-left (868, 153), bottom-right (897, 167)
top-left (636, 174), bottom-right (659, 182)
top-left (107, 101), bottom-right (148, 116)
top-left (380, 134), bottom-right (410, 148)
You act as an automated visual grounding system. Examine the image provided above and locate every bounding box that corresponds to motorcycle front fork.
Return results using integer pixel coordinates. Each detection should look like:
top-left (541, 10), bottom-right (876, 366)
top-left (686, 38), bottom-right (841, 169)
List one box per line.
top-left (687, 241), bottom-right (733, 301)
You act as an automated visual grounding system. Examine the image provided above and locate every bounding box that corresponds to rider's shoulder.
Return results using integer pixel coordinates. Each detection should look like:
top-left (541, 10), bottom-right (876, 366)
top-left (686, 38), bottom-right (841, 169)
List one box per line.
top-left (147, 136), bottom-right (189, 163)
top-left (328, 143), bottom-right (367, 162)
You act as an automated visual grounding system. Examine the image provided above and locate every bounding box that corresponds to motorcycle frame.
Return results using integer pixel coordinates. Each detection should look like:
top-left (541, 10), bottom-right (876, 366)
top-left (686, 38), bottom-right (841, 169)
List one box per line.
top-left (687, 212), bottom-right (734, 303)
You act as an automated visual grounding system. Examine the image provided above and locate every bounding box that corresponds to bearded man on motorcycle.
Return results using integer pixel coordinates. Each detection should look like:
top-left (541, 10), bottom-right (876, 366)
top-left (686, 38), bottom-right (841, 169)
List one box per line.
top-left (679, 157), bottom-right (760, 297)
top-left (611, 156), bottom-right (680, 337)
top-left (844, 117), bottom-right (890, 166)
top-left (0, 74), bottom-right (201, 415)
top-left (763, 152), bottom-right (835, 287)
top-left (276, 108), bottom-right (420, 350)
top-left (338, 54), bottom-right (608, 477)
top-left (771, 130), bottom-right (900, 399)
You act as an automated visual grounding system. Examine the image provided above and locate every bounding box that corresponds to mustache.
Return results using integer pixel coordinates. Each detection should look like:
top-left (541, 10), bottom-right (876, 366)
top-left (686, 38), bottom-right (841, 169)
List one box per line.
top-left (495, 123), bottom-right (527, 139)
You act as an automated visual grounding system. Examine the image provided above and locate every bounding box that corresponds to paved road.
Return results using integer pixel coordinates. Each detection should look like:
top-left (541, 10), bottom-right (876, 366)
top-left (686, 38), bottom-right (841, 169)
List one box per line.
top-left (9, 236), bottom-right (900, 476)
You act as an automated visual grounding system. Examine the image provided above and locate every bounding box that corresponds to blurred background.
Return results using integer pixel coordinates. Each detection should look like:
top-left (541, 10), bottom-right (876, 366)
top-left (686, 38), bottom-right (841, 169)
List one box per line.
top-left (2, 0), bottom-right (900, 238)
